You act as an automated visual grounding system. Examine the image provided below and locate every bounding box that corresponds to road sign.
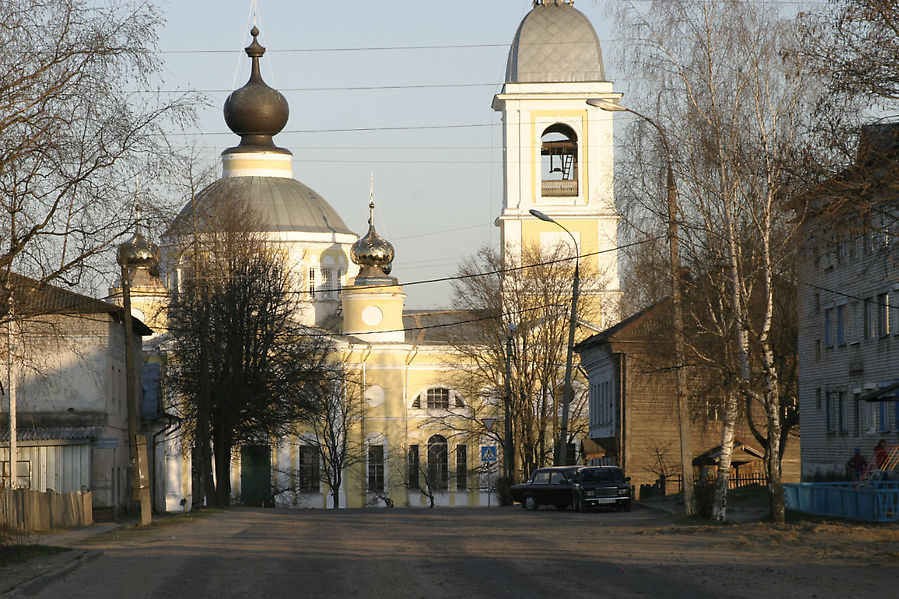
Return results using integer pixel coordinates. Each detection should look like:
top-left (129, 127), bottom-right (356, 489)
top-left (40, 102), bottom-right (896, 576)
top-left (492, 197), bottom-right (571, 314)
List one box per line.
top-left (481, 445), bottom-right (498, 462)
top-left (482, 418), bottom-right (496, 431)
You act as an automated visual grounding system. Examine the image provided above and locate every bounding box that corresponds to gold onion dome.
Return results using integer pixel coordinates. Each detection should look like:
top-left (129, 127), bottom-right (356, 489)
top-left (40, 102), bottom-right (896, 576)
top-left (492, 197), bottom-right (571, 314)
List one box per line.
top-left (351, 201), bottom-right (394, 277)
top-left (223, 26), bottom-right (290, 153)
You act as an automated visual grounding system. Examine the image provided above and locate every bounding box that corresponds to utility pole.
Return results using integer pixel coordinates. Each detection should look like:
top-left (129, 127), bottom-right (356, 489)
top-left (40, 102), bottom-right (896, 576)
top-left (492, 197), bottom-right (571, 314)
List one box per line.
top-left (117, 214), bottom-right (159, 526)
top-left (5, 294), bottom-right (16, 488)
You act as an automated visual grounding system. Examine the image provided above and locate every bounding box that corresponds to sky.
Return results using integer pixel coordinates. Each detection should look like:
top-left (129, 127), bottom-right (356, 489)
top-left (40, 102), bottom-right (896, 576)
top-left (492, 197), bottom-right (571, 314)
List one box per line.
top-left (154, 0), bottom-right (620, 308)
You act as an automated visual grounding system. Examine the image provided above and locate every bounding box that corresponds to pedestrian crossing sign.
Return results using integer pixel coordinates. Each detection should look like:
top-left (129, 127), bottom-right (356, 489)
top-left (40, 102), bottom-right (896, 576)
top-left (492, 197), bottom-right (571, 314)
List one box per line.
top-left (481, 446), bottom-right (498, 462)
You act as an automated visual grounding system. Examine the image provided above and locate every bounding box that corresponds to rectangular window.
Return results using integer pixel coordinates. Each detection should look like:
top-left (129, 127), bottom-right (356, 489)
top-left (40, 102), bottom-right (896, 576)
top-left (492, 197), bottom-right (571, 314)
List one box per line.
top-left (864, 298), bottom-right (873, 339)
top-left (298, 445), bottom-right (320, 492)
top-left (308, 267), bottom-right (316, 298)
top-left (426, 388), bottom-right (450, 409)
top-left (839, 391), bottom-right (848, 433)
top-left (368, 445), bottom-right (385, 492)
top-left (836, 305), bottom-right (845, 346)
top-left (455, 445), bottom-right (467, 491)
top-left (849, 301), bottom-right (859, 343)
top-left (826, 392), bottom-right (835, 432)
top-left (407, 445), bottom-right (419, 489)
top-left (816, 388), bottom-right (822, 410)
top-left (879, 401), bottom-right (890, 433)
top-left (824, 308), bottom-right (833, 347)
top-left (878, 293), bottom-right (890, 337)
top-left (322, 268), bottom-right (338, 299)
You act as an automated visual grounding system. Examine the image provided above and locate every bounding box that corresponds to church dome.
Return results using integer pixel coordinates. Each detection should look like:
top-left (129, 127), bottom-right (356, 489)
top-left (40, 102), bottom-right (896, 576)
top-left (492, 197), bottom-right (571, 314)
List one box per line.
top-left (505, 0), bottom-right (605, 83)
top-left (168, 176), bottom-right (354, 236)
top-left (223, 27), bottom-right (290, 153)
top-left (351, 201), bottom-right (394, 278)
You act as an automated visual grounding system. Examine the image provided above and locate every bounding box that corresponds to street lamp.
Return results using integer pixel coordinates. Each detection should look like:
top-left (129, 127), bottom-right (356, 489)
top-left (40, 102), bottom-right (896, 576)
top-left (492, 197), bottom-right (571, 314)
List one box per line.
top-left (117, 215), bottom-right (160, 526)
top-left (587, 99), bottom-right (695, 515)
top-left (528, 208), bottom-right (578, 466)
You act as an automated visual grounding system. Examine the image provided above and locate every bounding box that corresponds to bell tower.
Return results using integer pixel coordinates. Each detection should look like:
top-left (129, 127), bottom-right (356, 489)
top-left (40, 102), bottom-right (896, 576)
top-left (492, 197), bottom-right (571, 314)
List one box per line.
top-left (493, 0), bottom-right (621, 324)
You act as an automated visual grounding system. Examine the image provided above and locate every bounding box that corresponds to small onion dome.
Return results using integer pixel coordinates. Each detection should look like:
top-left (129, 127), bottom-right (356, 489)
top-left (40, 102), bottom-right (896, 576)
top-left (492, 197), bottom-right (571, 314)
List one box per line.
top-left (351, 201), bottom-right (395, 278)
top-left (223, 27), bottom-right (290, 153)
top-left (117, 230), bottom-right (160, 271)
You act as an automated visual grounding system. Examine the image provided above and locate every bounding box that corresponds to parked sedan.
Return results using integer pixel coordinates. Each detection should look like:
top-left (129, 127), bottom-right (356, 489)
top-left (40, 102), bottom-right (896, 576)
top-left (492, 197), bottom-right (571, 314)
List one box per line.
top-left (571, 466), bottom-right (632, 511)
top-left (510, 466), bottom-right (581, 511)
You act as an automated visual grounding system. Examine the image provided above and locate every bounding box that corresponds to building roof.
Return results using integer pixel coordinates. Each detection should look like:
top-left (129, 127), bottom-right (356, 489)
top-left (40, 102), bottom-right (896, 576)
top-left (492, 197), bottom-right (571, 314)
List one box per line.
top-left (574, 299), bottom-right (669, 353)
top-left (169, 176), bottom-right (354, 237)
top-left (2, 272), bottom-right (152, 335)
top-left (505, 0), bottom-right (605, 83)
top-left (403, 309), bottom-right (483, 344)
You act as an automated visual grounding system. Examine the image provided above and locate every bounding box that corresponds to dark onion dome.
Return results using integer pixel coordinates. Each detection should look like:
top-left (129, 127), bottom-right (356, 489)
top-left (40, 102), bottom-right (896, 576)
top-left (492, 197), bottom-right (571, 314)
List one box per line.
top-left (351, 201), bottom-right (395, 277)
top-left (505, 0), bottom-right (605, 83)
top-left (167, 177), bottom-right (354, 236)
top-left (223, 27), bottom-right (290, 153)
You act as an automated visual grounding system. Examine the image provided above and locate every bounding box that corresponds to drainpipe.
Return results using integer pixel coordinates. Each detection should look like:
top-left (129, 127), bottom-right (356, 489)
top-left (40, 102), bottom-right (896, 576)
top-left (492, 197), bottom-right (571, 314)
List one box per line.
top-left (403, 345), bottom-right (419, 505)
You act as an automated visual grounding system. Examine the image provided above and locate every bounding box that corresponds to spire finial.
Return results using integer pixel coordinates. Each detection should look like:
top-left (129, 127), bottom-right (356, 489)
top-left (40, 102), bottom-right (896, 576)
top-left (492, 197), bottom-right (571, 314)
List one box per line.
top-left (368, 173), bottom-right (375, 225)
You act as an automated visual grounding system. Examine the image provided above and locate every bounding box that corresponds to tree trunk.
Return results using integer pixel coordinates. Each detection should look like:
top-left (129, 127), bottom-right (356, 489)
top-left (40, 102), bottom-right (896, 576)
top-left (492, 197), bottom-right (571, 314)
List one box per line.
top-left (712, 393), bottom-right (737, 521)
top-left (214, 435), bottom-right (232, 507)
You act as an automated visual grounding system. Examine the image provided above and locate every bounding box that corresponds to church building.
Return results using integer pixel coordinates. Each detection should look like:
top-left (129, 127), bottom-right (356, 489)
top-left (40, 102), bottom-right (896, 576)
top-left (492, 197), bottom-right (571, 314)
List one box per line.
top-left (141, 0), bottom-right (620, 509)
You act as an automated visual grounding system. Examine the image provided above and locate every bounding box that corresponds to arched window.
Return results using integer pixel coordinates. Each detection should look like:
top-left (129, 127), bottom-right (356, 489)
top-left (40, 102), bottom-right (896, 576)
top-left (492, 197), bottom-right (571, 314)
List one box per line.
top-left (427, 435), bottom-right (448, 490)
top-left (411, 387), bottom-right (465, 409)
top-left (541, 124), bottom-right (578, 197)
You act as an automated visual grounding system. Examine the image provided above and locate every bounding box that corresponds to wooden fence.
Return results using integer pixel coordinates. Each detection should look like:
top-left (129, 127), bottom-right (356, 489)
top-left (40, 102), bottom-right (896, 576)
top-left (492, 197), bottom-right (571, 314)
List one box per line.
top-left (0, 489), bottom-right (93, 531)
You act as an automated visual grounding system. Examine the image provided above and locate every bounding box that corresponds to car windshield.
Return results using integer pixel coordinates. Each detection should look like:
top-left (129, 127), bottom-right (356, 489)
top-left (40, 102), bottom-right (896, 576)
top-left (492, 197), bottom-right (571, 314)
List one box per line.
top-left (580, 468), bottom-right (624, 483)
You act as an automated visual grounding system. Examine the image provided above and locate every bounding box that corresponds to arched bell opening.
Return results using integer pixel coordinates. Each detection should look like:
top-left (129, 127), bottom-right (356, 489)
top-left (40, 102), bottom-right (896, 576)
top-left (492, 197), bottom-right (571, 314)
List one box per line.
top-left (540, 123), bottom-right (578, 197)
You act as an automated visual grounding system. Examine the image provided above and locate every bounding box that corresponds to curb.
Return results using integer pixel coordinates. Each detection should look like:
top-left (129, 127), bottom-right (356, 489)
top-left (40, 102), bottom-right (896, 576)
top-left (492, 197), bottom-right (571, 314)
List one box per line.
top-left (1, 550), bottom-right (102, 598)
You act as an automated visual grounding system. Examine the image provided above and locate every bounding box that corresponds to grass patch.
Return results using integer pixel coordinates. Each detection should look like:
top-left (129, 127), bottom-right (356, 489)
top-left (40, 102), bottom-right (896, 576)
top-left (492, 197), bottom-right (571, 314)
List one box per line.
top-left (0, 545), bottom-right (70, 567)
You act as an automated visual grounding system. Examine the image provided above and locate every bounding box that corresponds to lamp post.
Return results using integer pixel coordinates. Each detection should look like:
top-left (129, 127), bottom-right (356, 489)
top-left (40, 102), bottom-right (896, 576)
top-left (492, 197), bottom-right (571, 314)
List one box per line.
top-left (587, 99), bottom-right (695, 515)
top-left (528, 208), bottom-right (578, 466)
top-left (117, 219), bottom-right (160, 526)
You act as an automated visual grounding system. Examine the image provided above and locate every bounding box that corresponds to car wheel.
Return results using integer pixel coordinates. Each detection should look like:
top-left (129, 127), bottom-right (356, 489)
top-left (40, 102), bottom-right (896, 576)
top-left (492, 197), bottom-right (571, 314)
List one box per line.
top-left (555, 503), bottom-right (568, 511)
top-left (524, 495), bottom-right (538, 511)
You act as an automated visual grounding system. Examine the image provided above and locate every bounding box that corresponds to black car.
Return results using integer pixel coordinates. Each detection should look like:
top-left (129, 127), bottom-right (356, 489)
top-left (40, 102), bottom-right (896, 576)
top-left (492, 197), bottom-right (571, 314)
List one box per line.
top-left (571, 466), bottom-right (632, 511)
top-left (509, 466), bottom-right (581, 511)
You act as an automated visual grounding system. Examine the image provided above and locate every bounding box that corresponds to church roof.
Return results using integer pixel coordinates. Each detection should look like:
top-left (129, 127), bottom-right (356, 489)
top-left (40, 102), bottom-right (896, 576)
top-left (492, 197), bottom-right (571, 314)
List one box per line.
top-left (169, 176), bottom-right (354, 236)
top-left (505, 0), bottom-right (605, 83)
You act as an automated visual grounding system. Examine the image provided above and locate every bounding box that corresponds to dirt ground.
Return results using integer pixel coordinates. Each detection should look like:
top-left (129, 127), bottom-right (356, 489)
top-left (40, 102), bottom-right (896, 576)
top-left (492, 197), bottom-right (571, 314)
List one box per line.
top-left (2, 505), bottom-right (898, 598)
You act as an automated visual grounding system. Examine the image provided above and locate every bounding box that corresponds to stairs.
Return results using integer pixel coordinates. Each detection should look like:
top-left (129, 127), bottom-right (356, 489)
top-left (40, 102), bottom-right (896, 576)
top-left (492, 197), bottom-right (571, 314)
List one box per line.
top-left (856, 444), bottom-right (899, 488)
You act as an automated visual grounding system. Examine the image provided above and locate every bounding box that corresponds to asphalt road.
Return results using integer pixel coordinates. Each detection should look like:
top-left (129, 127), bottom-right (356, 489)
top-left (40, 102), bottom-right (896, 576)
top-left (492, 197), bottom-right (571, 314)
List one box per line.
top-left (13, 506), bottom-right (898, 598)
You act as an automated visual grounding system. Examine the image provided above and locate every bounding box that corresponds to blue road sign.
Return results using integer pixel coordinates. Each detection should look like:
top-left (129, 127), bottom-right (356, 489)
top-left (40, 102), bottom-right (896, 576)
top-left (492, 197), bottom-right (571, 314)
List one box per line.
top-left (481, 446), bottom-right (498, 462)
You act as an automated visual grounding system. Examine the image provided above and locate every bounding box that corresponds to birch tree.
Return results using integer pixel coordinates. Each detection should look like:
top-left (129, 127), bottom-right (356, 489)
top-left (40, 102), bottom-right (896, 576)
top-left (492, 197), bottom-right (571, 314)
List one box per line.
top-left (616, 0), bottom-right (839, 521)
top-left (0, 0), bottom-right (193, 311)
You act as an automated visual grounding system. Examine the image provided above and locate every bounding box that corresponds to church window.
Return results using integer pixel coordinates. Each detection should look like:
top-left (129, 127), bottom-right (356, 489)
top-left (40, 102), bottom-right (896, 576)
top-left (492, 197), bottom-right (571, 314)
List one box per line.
top-left (321, 268), bottom-right (341, 299)
top-left (308, 267), bottom-right (316, 298)
top-left (368, 444), bottom-right (385, 492)
top-left (298, 446), bottom-right (319, 492)
top-left (541, 124), bottom-right (578, 197)
top-left (427, 387), bottom-right (450, 409)
top-left (427, 435), bottom-right (448, 490)
top-left (407, 445), bottom-right (420, 489)
top-left (455, 445), bottom-right (467, 491)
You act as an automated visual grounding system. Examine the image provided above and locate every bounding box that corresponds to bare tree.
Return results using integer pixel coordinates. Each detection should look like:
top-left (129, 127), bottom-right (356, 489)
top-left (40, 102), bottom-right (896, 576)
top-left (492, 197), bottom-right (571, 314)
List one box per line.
top-left (0, 0), bottom-right (194, 311)
top-left (296, 365), bottom-right (365, 509)
top-left (802, 0), bottom-right (899, 103)
top-left (615, 0), bottom-right (839, 521)
top-left (446, 244), bottom-right (599, 482)
top-left (167, 198), bottom-right (333, 507)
